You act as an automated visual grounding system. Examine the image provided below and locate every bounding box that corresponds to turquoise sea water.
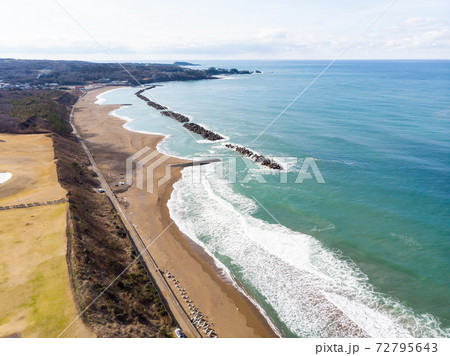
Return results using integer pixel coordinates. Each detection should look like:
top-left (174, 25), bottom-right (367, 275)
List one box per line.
top-left (99, 60), bottom-right (450, 337)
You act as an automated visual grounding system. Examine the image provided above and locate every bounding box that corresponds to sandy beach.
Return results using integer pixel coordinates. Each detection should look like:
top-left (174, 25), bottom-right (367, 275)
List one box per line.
top-left (73, 87), bottom-right (278, 338)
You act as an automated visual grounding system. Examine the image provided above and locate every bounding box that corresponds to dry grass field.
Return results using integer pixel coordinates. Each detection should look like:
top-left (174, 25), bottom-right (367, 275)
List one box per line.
top-left (0, 133), bottom-right (67, 206)
top-left (0, 133), bottom-right (94, 337)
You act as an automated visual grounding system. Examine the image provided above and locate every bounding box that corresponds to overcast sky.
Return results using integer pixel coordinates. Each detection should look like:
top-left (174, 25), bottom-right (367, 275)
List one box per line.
top-left (1, 0), bottom-right (450, 60)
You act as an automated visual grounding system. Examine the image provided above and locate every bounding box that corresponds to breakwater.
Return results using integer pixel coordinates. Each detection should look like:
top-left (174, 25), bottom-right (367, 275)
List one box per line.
top-left (134, 87), bottom-right (281, 169)
top-left (225, 144), bottom-right (282, 170)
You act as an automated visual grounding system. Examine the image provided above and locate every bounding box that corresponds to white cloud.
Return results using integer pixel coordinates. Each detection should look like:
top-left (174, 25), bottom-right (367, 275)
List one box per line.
top-left (1, 1), bottom-right (449, 59)
top-left (404, 17), bottom-right (438, 27)
top-left (388, 29), bottom-right (450, 49)
top-left (257, 28), bottom-right (289, 41)
top-left (389, 16), bottom-right (448, 33)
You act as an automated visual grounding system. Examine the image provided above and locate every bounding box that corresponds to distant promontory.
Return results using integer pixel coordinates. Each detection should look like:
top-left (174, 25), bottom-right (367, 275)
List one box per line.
top-left (0, 58), bottom-right (258, 89)
top-left (173, 61), bottom-right (199, 66)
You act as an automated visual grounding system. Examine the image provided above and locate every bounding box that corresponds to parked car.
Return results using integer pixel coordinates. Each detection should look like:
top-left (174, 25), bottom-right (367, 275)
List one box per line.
top-left (97, 188), bottom-right (105, 193)
top-left (174, 328), bottom-right (186, 338)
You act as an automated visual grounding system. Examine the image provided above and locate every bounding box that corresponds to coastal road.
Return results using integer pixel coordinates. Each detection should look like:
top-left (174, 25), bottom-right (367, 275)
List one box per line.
top-left (69, 93), bottom-right (202, 338)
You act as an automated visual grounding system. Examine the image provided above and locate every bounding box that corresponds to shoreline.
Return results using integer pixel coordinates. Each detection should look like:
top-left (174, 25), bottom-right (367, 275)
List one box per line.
top-left (73, 86), bottom-right (279, 338)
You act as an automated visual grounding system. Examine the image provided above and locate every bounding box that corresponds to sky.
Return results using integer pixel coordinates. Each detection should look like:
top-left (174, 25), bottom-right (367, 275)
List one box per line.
top-left (1, 0), bottom-right (450, 60)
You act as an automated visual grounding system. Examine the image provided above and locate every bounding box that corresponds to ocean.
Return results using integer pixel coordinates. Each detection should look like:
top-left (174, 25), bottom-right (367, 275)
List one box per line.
top-left (98, 60), bottom-right (450, 337)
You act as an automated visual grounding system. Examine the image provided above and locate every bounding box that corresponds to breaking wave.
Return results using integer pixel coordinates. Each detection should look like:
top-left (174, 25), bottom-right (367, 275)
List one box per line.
top-left (168, 164), bottom-right (450, 337)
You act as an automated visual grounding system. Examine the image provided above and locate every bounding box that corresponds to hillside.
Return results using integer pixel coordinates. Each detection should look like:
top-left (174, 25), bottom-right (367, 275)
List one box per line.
top-left (0, 58), bottom-right (253, 87)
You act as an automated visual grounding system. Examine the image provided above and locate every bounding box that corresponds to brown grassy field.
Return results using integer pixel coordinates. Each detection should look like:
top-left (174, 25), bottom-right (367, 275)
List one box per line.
top-left (0, 133), bottom-right (93, 337)
top-left (0, 204), bottom-right (93, 337)
top-left (0, 134), bottom-right (67, 206)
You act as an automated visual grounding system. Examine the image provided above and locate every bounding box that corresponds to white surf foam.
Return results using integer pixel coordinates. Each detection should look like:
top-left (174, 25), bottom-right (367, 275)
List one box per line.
top-left (95, 88), bottom-right (125, 104)
top-left (95, 94), bottom-right (106, 105)
top-left (168, 164), bottom-right (450, 337)
top-left (215, 75), bottom-right (244, 80)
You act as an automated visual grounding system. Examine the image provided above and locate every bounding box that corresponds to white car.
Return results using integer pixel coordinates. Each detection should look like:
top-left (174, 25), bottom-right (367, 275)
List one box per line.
top-left (174, 328), bottom-right (186, 338)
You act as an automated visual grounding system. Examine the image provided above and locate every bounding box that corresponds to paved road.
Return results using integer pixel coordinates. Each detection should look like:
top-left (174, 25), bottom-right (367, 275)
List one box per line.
top-left (69, 95), bottom-right (202, 338)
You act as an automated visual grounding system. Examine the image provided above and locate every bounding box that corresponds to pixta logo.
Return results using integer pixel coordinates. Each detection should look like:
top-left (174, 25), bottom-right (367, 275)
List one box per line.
top-left (126, 147), bottom-right (171, 193)
top-left (126, 147), bottom-right (325, 193)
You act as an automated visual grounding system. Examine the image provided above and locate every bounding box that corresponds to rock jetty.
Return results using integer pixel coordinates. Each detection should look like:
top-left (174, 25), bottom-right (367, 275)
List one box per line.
top-left (225, 144), bottom-right (282, 170)
top-left (134, 88), bottom-right (225, 141)
top-left (135, 87), bottom-right (168, 110)
top-left (183, 123), bottom-right (224, 141)
top-left (134, 88), bottom-right (281, 169)
top-left (160, 110), bottom-right (190, 123)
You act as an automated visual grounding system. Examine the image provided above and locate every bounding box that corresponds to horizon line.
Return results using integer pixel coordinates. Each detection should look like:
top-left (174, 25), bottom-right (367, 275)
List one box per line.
top-left (2, 57), bottom-right (450, 62)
